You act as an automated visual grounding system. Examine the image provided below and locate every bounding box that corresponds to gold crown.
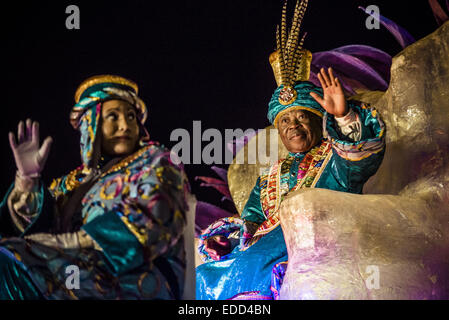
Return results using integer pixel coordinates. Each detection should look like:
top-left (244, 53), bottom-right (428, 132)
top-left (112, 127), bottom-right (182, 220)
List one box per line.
top-left (271, 0), bottom-right (310, 105)
top-left (74, 74), bottom-right (139, 103)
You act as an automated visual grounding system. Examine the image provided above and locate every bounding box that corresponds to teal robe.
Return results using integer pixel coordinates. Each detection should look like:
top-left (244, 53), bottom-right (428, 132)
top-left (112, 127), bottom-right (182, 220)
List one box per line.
top-left (196, 101), bottom-right (386, 300)
top-left (0, 143), bottom-right (189, 300)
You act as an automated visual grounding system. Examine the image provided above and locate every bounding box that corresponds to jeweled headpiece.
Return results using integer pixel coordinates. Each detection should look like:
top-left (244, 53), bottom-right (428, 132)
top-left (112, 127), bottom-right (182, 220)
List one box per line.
top-left (71, 74), bottom-right (147, 129)
top-left (267, 0), bottom-right (325, 126)
top-left (71, 75), bottom-right (149, 167)
top-left (273, 0), bottom-right (309, 105)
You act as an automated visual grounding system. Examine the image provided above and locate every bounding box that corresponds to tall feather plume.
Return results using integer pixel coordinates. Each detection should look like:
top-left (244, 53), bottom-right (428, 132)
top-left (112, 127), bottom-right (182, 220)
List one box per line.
top-left (297, 0), bottom-right (308, 21)
top-left (286, 30), bottom-right (298, 86)
top-left (286, 0), bottom-right (302, 51)
top-left (293, 0), bottom-right (308, 48)
top-left (287, 9), bottom-right (300, 84)
top-left (276, 25), bottom-right (284, 85)
top-left (293, 32), bottom-right (308, 80)
top-left (278, 0), bottom-right (309, 88)
top-left (280, 0), bottom-right (289, 86)
top-left (286, 0), bottom-right (305, 86)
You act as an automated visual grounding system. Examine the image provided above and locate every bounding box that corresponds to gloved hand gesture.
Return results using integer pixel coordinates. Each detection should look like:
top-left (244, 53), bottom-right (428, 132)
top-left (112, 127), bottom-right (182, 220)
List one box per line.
top-left (8, 119), bottom-right (53, 178)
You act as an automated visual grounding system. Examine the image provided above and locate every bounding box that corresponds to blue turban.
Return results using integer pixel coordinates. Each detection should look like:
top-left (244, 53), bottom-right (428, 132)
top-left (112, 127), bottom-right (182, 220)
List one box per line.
top-left (268, 81), bottom-right (325, 127)
top-left (70, 75), bottom-right (149, 167)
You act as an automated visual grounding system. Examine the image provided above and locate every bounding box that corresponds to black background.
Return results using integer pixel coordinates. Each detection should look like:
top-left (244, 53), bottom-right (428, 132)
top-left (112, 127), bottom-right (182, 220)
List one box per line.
top-left (0, 0), bottom-right (442, 208)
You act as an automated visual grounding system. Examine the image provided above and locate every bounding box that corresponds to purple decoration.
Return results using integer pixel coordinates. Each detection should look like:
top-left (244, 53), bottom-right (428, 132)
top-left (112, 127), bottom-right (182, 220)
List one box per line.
top-left (195, 201), bottom-right (235, 236)
top-left (195, 176), bottom-right (232, 200)
top-left (195, 176), bottom-right (227, 186)
top-left (211, 165), bottom-right (228, 183)
top-left (226, 130), bottom-right (260, 156)
top-left (428, 0), bottom-right (449, 25)
top-left (359, 6), bottom-right (416, 49)
top-left (194, 165), bottom-right (238, 236)
top-left (312, 49), bottom-right (390, 95)
top-left (310, 65), bottom-right (358, 95)
top-left (332, 45), bottom-right (392, 81)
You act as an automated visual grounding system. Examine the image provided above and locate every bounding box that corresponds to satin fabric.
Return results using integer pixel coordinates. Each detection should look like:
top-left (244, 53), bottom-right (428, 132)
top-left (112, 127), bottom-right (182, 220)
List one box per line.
top-left (196, 225), bottom-right (287, 300)
top-left (0, 144), bottom-right (189, 299)
top-left (196, 101), bottom-right (385, 300)
top-left (267, 81), bottom-right (325, 125)
top-left (0, 248), bottom-right (43, 299)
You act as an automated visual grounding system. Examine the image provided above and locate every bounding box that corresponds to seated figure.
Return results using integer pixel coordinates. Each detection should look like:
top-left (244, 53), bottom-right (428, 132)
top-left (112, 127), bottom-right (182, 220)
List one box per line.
top-left (0, 75), bottom-right (191, 299)
top-left (275, 20), bottom-right (449, 299)
top-left (195, 3), bottom-right (386, 298)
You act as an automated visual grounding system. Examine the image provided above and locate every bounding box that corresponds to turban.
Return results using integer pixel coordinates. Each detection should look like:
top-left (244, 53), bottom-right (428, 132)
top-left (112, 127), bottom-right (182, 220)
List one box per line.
top-left (267, 81), bottom-right (325, 127)
top-left (71, 75), bottom-right (149, 167)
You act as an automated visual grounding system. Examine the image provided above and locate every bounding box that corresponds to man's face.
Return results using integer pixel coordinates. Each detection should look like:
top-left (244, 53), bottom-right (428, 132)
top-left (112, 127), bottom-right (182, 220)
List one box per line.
top-left (101, 100), bottom-right (140, 157)
top-left (277, 109), bottom-right (323, 153)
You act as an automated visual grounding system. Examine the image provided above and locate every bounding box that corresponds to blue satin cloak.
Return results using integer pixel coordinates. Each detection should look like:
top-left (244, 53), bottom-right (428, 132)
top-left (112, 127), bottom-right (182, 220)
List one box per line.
top-left (196, 225), bottom-right (287, 300)
top-left (0, 248), bottom-right (43, 300)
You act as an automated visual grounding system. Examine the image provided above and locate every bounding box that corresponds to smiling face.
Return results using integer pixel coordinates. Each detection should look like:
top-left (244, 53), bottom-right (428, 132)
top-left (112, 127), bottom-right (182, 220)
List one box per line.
top-left (101, 99), bottom-right (140, 157)
top-left (277, 109), bottom-right (323, 153)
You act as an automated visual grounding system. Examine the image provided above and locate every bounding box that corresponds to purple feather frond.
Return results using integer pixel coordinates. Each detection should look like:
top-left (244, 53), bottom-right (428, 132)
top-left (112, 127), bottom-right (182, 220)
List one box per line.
top-left (332, 45), bottom-right (392, 78)
top-left (195, 176), bottom-right (227, 185)
top-left (226, 129), bottom-right (260, 156)
top-left (211, 165), bottom-right (228, 183)
top-left (428, 0), bottom-right (449, 25)
top-left (358, 6), bottom-right (416, 48)
top-left (221, 195), bottom-right (232, 203)
top-left (195, 201), bottom-right (236, 236)
top-left (311, 50), bottom-right (390, 94)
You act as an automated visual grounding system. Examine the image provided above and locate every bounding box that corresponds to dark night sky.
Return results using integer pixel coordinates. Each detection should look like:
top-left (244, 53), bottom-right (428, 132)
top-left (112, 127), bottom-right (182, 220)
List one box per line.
top-left (0, 0), bottom-right (442, 208)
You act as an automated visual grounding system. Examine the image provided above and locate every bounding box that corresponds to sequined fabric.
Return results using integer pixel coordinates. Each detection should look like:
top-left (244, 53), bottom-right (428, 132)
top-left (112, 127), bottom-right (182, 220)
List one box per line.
top-left (196, 101), bottom-right (385, 300)
top-left (0, 144), bottom-right (190, 299)
top-left (267, 81), bottom-right (325, 125)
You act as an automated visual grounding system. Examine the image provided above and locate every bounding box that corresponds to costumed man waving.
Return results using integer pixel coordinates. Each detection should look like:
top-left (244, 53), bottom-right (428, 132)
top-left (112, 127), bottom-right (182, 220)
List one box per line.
top-left (0, 75), bottom-right (190, 299)
top-left (196, 0), bottom-right (386, 300)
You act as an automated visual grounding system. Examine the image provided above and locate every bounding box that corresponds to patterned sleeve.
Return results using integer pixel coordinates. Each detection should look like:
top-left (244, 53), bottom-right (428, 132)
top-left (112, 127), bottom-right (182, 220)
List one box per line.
top-left (197, 216), bottom-right (244, 262)
top-left (0, 175), bottom-right (44, 236)
top-left (196, 179), bottom-right (266, 261)
top-left (323, 100), bottom-right (386, 193)
top-left (324, 100), bottom-right (385, 161)
top-left (334, 108), bottom-right (362, 142)
top-left (82, 151), bottom-right (189, 276)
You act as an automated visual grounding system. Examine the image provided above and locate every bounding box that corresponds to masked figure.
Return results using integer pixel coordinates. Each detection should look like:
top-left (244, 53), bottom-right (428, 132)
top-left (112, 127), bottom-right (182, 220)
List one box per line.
top-left (196, 0), bottom-right (386, 300)
top-left (0, 75), bottom-right (190, 299)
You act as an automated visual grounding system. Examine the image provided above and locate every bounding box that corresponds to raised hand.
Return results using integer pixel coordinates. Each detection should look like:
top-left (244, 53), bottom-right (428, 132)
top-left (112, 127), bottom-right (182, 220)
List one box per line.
top-left (8, 119), bottom-right (53, 178)
top-left (310, 67), bottom-right (349, 118)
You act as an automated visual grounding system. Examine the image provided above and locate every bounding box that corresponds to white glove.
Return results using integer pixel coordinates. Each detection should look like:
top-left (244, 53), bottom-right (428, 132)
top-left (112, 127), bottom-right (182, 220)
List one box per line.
top-left (8, 119), bottom-right (53, 178)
